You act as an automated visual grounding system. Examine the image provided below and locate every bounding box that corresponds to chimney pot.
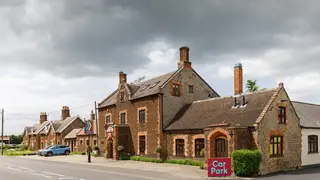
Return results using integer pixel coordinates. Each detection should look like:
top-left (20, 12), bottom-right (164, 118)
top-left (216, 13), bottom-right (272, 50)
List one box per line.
top-left (90, 110), bottom-right (95, 120)
top-left (119, 71), bottom-right (127, 84)
top-left (278, 82), bottom-right (284, 87)
top-left (40, 112), bottom-right (47, 124)
top-left (178, 46), bottom-right (192, 69)
top-left (234, 63), bottom-right (243, 95)
top-left (61, 105), bottom-right (71, 120)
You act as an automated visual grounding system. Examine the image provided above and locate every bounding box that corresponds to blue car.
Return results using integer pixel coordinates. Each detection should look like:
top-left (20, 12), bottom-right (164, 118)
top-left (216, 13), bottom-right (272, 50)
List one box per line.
top-left (40, 145), bottom-right (70, 156)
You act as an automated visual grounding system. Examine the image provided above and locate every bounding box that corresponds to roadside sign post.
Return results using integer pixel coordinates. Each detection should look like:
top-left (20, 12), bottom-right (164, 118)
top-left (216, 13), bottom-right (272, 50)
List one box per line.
top-left (207, 158), bottom-right (232, 177)
top-left (85, 120), bottom-right (93, 163)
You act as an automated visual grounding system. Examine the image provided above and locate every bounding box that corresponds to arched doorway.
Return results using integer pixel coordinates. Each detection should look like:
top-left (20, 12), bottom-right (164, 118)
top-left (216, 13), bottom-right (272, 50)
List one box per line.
top-left (208, 128), bottom-right (230, 158)
top-left (215, 137), bottom-right (228, 157)
top-left (106, 138), bottom-right (114, 159)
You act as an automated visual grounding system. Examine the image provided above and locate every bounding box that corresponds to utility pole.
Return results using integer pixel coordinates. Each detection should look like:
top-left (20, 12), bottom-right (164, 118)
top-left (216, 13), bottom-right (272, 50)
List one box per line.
top-left (1, 109), bottom-right (4, 155)
top-left (94, 101), bottom-right (98, 146)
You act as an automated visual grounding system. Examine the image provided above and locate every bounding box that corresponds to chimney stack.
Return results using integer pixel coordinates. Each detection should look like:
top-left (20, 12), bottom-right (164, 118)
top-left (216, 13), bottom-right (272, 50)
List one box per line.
top-left (234, 63), bottom-right (243, 95)
top-left (40, 112), bottom-right (47, 124)
top-left (61, 106), bottom-right (71, 120)
top-left (178, 46), bottom-right (192, 69)
top-left (90, 110), bottom-right (95, 120)
top-left (119, 71), bottom-right (127, 84)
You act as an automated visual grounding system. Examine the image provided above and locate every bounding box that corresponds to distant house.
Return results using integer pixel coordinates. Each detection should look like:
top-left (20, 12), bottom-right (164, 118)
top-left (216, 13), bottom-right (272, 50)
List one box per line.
top-left (292, 101), bottom-right (320, 167)
top-left (22, 106), bottom-right (85, 150)
top-left (0, 136), bottom-right (10, 144)
top-left (64, 110), bottom-right (98, 152)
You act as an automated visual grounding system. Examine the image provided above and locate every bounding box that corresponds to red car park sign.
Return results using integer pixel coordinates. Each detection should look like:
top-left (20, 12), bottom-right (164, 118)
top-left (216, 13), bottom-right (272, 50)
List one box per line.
top-left (208, 158), bottom-right (232, 177)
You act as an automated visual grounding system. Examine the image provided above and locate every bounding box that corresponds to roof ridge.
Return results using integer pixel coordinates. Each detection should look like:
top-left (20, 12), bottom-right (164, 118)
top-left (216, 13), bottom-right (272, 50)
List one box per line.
top-left (193, 88), bottom-right (277, 104)
top-left (292, 101), bottom-right (320, 106)
top-left (134, 71), bottom-right (176, 86)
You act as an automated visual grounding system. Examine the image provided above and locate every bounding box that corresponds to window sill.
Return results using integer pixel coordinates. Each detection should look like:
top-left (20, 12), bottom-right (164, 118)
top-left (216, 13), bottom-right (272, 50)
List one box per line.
top-left (308, 152), bottom-right (319, 154)
top-left (270, 155), bottom-right (284, 158)
top-left (278, 123), bottom-right (287, 125)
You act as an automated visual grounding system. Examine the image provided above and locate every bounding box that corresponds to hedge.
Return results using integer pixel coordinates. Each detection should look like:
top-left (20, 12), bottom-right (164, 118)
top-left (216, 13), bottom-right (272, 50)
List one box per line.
top-left (231, 149), bottom-right (262, 177)
top-left (130, 156), bottom-right (204, 169)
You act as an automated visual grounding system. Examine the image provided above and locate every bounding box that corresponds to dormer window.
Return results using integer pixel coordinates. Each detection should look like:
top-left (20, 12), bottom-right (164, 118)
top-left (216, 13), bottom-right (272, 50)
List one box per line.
top-left (172, 83), bottom-right (181, 97)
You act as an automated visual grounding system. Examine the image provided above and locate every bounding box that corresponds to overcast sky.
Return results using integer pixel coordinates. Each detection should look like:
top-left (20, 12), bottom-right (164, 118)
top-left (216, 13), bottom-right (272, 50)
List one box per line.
top-left (1, 0), bottom-right (320, 135)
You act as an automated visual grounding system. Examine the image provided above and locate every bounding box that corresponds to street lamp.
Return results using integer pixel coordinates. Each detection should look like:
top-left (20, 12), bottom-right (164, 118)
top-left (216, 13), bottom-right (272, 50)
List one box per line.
top-left (228, 129), bottom-right (234, 138)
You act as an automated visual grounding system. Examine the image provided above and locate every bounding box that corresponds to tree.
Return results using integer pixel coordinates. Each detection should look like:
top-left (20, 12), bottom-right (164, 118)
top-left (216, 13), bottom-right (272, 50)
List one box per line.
top-left (131, 75), bottom-right (146, 84)
top-left (9, 134), bottom-right (23, 144)
top-left (246, 80), bottom-right (259, 92)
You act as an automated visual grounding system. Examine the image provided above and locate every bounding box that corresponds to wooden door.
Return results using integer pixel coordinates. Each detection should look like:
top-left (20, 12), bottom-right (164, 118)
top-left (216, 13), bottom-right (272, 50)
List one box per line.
top-left (215, 138), bottom-right (228, 157)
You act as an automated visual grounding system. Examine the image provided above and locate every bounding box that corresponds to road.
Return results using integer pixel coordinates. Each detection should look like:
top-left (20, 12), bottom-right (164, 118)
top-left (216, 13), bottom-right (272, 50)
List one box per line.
top-left (0, 156), bottom-right (201, 180)
top-left (1, 156), bottom-right (320, 180)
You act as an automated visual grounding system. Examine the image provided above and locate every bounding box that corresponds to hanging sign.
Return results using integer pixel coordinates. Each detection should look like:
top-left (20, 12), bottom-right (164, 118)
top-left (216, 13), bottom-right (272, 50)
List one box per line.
top-left (85, 120), bottom-right (93, 134)
top-left (207, 158), bottom-right (232, 177)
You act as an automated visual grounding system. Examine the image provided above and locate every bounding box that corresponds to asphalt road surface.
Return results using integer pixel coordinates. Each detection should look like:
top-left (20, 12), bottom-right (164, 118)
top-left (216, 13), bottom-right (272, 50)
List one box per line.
top-left (1, 156), bottom-right (320, 180)
top-left (0, 156), bottom-right (202, 180)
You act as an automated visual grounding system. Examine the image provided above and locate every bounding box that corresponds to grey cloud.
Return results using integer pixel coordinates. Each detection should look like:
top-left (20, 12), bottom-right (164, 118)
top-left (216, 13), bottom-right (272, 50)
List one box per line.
top-left (2, 0), bottom-right (320, 78)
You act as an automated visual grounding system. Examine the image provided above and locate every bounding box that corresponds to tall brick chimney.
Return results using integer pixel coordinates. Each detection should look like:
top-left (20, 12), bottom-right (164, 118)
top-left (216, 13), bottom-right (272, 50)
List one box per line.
top-left (90, 110), bottom-right (95, 120)
top-left (234, 63), bottom-right (243, 95)
top-left (178, 46), bottom-right (192, 69)
top-left (119, 71), bottom-right (127, 84)
top-left (40, 112), bottom-right (47, 124)
top-left (61, 106), bottom-right (71, 120)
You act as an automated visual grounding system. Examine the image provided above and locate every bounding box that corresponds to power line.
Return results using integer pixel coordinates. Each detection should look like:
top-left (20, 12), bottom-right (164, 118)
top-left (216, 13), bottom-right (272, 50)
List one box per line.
top-left (5, 102), bottom-right (95, 117)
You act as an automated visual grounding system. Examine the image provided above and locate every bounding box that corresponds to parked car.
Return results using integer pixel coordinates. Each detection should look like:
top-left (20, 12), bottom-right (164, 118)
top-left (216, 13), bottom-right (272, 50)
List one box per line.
top-left (40, 145), bottom-right (70, 157)
top-left (37, 145), bottom-right (54, 156)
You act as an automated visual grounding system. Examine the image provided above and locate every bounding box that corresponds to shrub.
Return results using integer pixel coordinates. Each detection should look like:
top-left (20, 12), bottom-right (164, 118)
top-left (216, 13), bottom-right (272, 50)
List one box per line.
top-left (232, 149), bottom-right (262, 177)
top-left (71, 151), bottom-right (83, 155)
top-left (94, 146), bottom-right (100, 151)
top-left (155, 146), bottom-right (162, 154)
top-left (18, 144), bottom-right (28, 151)
top-left (92, 153), bottom-right (98, 157)
top-left (200, 148), bottom-right (205, 157)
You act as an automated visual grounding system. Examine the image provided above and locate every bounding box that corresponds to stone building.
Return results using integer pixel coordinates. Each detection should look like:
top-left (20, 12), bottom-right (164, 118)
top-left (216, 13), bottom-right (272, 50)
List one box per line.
top-left (96, 46), bottom-right (302, 174)
top-left (22, 106), bottom-right (85, 150)
top-left (97, 46), bottom-right (219, 159)
top-left (292, 101), bottom-right (320, 167)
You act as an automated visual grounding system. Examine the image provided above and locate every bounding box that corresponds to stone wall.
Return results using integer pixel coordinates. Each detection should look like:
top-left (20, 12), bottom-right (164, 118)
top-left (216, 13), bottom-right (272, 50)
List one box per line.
top-left (98, 94), bottom-right (161, 157)
top-left (162, 68), bottom-right (218, 128)
top-left (255, 88), bottom-right (301, 174)
top-left (165, 130), bottom-right (204, 160)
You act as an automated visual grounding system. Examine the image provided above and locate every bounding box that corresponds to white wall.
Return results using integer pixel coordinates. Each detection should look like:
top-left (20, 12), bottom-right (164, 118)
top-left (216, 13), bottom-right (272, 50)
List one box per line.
top-left (302, 128), bottom-right (320, 166)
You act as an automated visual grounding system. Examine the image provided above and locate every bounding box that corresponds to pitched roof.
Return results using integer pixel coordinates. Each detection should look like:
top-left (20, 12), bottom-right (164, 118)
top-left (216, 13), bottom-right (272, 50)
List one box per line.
top-left (34, 121), bottom-right (50, 134)
top-left (98, 71), bottom-right (176, 108)
top-left (292, 101), bottom-right (320, 128)
top-left (55, 116), bottom-right (82, 133)
top-left (165, 88), bottom-right (277, 130)
top-left (77, 120), bottom-right (98, 135)
top-left (64, 128), bottom-right (82, 139)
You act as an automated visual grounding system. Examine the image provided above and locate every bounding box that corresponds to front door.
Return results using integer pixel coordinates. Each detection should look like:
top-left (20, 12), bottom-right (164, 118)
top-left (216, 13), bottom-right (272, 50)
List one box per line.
top-left (215, 138), bottom-right (228, 157)
top-left (109, 141), bottom-right (113, 158)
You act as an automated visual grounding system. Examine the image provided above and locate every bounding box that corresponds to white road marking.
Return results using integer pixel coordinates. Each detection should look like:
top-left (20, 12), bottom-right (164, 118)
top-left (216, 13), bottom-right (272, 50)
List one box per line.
top-left (19, 166), bottom-right (33, 171)
top-left (41, 171), bottom-right (65, 177)
top-left (85, 168), bottom-right (169, 180)
top-left (30, 172), bottom-right (53, 178)
top-left (58, 177), bottom-right (74, 180)
top-left (7, 166), bottom-right (23, 172)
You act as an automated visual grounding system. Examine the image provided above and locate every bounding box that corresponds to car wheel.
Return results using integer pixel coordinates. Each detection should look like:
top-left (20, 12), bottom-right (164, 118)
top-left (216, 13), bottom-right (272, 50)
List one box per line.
top-left (64, 150), bottom-right (70, 155)
top-left (47, 152), bottom-right (53, 157)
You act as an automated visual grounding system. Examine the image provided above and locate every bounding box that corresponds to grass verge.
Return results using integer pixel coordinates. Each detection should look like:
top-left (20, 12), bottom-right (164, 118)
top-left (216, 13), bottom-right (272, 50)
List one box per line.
top-left (130, 156), bottom-right (204, 169)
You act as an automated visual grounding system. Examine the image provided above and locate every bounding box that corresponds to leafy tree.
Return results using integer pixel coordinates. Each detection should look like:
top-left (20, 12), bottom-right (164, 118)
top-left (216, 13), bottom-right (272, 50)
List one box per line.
top-left (131, 76), bottom-right (146, 84)
top-left (246, 80), bottom-right (259, 92)
top-left (9, 134), bottom-right (23, 144)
